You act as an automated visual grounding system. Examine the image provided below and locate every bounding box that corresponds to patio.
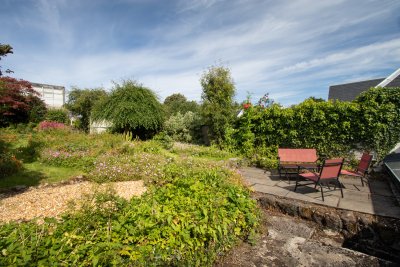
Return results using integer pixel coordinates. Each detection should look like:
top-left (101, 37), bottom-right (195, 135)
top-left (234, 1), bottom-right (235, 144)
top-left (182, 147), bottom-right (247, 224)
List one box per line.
top-left (240, 167), bottom-right (400, 219)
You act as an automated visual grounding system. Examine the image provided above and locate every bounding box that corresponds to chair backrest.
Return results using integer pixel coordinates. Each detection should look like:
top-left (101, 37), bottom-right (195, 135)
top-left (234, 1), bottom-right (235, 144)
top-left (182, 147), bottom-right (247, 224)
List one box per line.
top-left (320, 159), bottom-right (343, 180)
top-left (357, 153), bottom-right (373, 175)
top-left (324, 158), bottom-right (343, 165)
top-left (278, 148), bottom-right (318, 163)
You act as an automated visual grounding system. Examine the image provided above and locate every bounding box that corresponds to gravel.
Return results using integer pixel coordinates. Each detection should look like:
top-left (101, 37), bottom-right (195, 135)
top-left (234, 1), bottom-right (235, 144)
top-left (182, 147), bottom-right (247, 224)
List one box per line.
top-left (0, 180), bottom-right (146, 223)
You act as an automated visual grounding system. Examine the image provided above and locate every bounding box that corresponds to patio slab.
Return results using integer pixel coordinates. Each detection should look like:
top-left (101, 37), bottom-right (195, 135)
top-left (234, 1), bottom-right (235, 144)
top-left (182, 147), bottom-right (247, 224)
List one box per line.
top-left (240, 167), bottom-right (400, 219)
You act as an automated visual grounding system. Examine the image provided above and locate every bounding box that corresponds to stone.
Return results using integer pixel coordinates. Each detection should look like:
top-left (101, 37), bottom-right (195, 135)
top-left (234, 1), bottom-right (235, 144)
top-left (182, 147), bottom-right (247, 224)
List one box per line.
top-left (340, 211), bottom-right (358, 234)
top-left (312, 210), bottom-right (326, 226)
top-left (325, 211), bottom-right (343, 231)
top-left (298, 206), bottom-right (314, 220)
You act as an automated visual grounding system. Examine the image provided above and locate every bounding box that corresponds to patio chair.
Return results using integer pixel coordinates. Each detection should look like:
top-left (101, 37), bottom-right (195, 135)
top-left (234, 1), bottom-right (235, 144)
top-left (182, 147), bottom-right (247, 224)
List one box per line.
top-left (340, 153), bottom-right (373, 187)
top-left (294, 158), bottom-right (344, 201)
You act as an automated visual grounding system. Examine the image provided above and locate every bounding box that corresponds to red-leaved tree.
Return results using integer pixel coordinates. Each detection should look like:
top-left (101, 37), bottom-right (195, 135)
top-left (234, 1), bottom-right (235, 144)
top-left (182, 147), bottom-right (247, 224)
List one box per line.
top-left (0, 77), bottom-right (47, 126)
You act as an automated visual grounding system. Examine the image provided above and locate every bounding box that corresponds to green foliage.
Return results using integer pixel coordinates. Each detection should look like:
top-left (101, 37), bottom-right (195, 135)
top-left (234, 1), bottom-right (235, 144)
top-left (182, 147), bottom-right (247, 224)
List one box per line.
top-left (153, 132), bottom-right (174, 150)
top-left (0, 145), bottom-right (259, 266)
top-left (231, 88), bottom-right (400, 166)
top-left (163, 93), bottom-right (199, 117)
top-left (27, 96), bottom-right (47, 124)
top-left (92, 80), bottom-right (165, 139)
top-left (356, 87), bottom-right (400, 160)
top-left (0, 139), bottom-right (22, 178)
top-left (65, 87), bottom-right (108, 132)
top-left (163, 111), bottom-right (200, 143)
top-left (45, 108), bottom-right (69, 123)
top-left (0, 43), bottom-right (13, 76)
top-left (201, 65), bottom-right (236, 146)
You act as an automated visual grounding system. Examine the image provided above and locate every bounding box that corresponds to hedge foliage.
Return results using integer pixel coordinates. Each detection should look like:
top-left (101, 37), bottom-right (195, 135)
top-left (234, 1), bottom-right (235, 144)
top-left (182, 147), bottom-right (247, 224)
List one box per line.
top-left (230, 87), bottom-right (400, 166)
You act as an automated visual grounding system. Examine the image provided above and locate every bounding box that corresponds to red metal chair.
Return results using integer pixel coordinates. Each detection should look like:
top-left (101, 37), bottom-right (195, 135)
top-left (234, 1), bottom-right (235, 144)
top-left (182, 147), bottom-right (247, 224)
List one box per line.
top-left (340, 153), bottom-right (373, 187)
top-left (294, 158), bottom-right (344, 201)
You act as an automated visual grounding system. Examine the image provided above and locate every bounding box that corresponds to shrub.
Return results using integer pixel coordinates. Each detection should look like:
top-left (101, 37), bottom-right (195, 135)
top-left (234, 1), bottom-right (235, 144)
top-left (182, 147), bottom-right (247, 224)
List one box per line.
top-left (45, 108), bottom-right (69, 124)
top-left (0, 77), bottom-right (47, 126)
top-left (0, 139), bottom-right (22, 178)
top-left (231, 87), bottom-right (400, 165)
top-left (163, 111), bottom-right (199, 143)
top-left (92, 80), bottom-right (165, 139)
top-left (38, 121), bottom-right (66, 130)
top-left (200, 65), bottom-right (236, 146)
top-left (0, 161), bottom-right (259, 266)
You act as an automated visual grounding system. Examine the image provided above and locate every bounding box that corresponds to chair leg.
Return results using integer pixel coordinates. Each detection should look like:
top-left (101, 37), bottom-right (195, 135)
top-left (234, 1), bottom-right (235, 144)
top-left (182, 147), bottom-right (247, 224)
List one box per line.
top-left (294, 177), bottom-right (298, 192)
top-left (320, 183), bottom-right (324, 201)
top-left (360, 176), bottom-right (364, 187)
top-left (337, 179), bottom-right (344, 198)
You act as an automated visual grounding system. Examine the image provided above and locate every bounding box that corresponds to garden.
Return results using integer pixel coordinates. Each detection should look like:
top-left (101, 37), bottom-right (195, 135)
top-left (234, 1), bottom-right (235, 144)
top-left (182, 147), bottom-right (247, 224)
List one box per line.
top-left (1, 59), bottom-right (400, 266)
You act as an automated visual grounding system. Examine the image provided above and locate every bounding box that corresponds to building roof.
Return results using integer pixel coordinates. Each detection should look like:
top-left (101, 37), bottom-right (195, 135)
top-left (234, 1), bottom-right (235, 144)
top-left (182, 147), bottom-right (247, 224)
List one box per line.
top-left (31, 82), bottom-right (65, 91)
top-left (328, 68), bottom-right (400, 101)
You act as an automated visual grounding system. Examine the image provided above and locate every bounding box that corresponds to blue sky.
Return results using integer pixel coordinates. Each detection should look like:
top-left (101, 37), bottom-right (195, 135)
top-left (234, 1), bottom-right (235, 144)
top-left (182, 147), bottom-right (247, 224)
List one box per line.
top-left (1, 0), bottom-right (400, 106)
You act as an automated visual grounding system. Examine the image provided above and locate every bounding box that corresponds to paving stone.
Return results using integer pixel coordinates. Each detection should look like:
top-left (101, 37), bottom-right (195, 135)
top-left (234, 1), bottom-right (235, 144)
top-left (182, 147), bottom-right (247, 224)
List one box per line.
top-left (241, 167), bottom-right (400, 219)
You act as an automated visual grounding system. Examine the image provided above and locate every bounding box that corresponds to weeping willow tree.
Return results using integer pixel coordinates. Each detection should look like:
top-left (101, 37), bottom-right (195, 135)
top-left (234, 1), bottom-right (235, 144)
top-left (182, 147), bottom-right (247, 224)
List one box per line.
top-left (92, 80), bottom-right (164, 139)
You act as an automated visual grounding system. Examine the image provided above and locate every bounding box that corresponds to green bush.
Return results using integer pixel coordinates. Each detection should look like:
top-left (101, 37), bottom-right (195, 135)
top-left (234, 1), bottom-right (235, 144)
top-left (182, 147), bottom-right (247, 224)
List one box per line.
top-left (0, 163), bottom-right (259, 266)
top-left (163, 111), bottom-right (199, 143)
top-left (45, 108), bottom-right (69, 124)
top-left (0, 139), bottom-right (22, 178)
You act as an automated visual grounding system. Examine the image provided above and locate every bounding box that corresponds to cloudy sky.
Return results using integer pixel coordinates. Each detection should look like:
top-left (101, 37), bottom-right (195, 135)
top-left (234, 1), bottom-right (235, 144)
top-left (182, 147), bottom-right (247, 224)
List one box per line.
top-left (1, 0), bottom-right (400, 105)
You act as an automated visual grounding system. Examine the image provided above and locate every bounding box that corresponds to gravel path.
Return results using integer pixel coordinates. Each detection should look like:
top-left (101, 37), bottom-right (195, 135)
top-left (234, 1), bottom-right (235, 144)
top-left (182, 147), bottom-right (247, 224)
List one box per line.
top-left (0, 180), bottom-right (146, 223)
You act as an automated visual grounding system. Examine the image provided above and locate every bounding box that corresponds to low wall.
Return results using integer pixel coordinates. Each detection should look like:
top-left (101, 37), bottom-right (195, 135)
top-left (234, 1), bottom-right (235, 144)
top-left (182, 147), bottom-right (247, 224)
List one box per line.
top-left (255, 192), bottom-right (400, 263)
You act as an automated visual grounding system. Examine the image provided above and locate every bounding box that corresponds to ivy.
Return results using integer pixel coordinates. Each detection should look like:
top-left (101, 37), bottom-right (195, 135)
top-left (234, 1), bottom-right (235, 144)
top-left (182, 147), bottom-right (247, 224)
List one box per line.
top-left (231, 87), bottom-right (400, 166)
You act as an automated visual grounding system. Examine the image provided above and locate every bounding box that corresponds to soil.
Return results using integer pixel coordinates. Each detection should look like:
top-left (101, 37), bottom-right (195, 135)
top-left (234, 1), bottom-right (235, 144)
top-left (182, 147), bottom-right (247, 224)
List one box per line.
top-left (0, 180), bottom-right (146, 223)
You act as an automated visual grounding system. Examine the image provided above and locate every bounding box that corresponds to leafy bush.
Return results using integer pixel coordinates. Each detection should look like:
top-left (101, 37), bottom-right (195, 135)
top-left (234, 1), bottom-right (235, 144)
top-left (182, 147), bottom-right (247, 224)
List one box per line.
top-left (0, 77), bottom-right (47, 127)
top-left (163, 111), bottom-right (199, 143)
top-left (92, 80), bottom-right (165, 139)
top-left (45, 108), bottom-right (69, 123)
top-left (0, 139), bottom-right (22, 178)
top-left (200, 65), bottom-right (236, 146)
top-left (0, 161), bottom-right (259, 266)
top-left (356, 87), bottom-right (400, 160)
top-left (231, 87), bottom-right (400, 165)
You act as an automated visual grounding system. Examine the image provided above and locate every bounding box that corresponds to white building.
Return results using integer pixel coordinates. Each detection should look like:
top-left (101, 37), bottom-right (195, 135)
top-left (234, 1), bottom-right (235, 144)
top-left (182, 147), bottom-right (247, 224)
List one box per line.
top-left (31, 82), bottom-right (65, 108)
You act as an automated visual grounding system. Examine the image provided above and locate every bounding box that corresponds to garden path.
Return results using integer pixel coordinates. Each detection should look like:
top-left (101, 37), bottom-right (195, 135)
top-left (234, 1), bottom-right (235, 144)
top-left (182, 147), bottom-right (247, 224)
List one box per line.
top-left (0, 180), bottom-right (146, 223)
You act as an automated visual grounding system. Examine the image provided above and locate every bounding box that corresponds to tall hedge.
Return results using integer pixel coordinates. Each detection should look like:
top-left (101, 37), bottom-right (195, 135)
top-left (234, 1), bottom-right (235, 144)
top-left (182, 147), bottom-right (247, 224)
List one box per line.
top-left (231, 87), bottom-right (400, 162)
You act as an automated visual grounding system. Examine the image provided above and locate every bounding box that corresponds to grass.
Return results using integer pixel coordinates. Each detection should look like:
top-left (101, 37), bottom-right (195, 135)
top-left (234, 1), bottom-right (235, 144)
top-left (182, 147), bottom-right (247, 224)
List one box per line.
top-left (0, 162), bottom-right (84, 189)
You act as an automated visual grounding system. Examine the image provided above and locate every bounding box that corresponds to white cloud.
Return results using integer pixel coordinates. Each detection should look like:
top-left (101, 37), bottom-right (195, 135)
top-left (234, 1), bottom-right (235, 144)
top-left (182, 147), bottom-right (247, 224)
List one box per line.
top-left (3, 0), bottom-right (400, 105)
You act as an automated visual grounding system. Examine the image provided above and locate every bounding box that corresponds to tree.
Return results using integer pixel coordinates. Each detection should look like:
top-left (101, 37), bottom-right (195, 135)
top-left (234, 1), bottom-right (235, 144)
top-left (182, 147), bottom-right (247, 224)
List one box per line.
top-left (92, 80), bottom-right (164, 139)
top-left (0, 77), bottom-right (47, 126)
top-left (163, 93), bottom-right (199, 117)
top-left (65, 87), bottom-right (108, 132)
top-left (0, 43), bottom-right (14, 76)
top-left (200, 65), bottom-right (236, 146)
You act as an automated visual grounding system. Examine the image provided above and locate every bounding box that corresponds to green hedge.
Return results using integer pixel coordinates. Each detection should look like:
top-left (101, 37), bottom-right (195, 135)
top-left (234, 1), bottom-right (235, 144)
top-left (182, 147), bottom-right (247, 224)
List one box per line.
top-left (230, 87), bottom-right (400, 165)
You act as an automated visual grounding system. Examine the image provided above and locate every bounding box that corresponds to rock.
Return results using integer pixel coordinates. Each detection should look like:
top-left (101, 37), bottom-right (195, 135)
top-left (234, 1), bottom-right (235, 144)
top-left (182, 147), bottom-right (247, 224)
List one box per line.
top-left (13, 185), bottom-right (27, 191)
top-left (325, 211), bottom-right (342, 231)
top-left (298, 206), bottom-right (314, 220)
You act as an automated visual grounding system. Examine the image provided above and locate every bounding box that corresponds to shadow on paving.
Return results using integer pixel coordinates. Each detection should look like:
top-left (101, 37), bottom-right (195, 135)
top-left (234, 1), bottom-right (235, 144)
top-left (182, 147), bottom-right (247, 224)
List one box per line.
top-left (239, 167), bottom-right (400, 264)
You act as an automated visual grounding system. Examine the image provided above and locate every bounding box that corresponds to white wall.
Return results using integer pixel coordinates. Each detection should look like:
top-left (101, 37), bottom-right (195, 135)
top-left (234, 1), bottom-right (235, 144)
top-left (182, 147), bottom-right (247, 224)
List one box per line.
top-left (31, 83), bottom-right (65, 108)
